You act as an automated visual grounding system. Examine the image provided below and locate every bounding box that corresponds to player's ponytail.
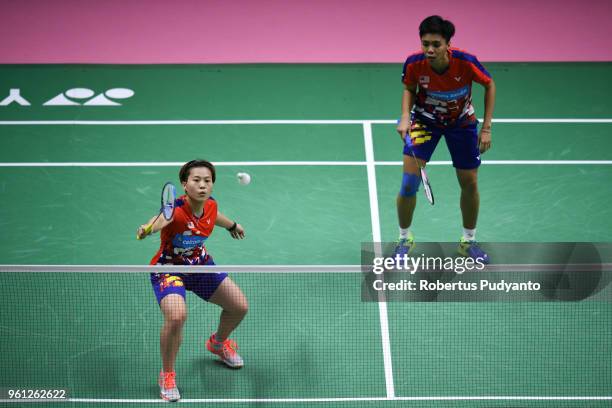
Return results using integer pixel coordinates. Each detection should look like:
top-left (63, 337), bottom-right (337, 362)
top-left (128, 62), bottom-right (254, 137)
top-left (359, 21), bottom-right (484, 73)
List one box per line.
top-left (419, 15), bottom-right (455, 43)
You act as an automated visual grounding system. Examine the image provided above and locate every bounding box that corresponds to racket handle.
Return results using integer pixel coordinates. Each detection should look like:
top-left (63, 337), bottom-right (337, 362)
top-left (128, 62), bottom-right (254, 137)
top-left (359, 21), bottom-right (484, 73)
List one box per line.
top-left (136, 224), bottom-right (153, 240)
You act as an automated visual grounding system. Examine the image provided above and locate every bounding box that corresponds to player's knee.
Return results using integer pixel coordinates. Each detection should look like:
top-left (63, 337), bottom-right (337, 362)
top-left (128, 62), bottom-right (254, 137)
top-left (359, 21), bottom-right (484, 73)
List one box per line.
top-left (459, 177), bottom-right (478, 193)
top-left (239, 301), bottom-right (248, 317)
top-left (160, 293), bottom-right (187, 327)
top-left (233, 299), bottom-right (248, 317)
top-left (166, 309), bottom-right (187, 328)
top-left (223, 296), bottom-right (248, 317)
top-left (399, 172), bottom-right (421, 197)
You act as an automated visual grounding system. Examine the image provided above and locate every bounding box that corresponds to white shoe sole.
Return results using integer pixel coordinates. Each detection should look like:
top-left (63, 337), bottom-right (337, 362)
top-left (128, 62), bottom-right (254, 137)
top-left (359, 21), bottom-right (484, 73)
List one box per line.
top-left (160, 391), bottom-right (180, 402)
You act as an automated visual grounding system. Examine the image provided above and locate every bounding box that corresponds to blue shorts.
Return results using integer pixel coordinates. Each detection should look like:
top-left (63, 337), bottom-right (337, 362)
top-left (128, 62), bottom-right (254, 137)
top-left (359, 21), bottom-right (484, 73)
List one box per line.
top-left (403, 119), bottom-right (481, 170)
top-left (150, 257), bottom-right (228, 304)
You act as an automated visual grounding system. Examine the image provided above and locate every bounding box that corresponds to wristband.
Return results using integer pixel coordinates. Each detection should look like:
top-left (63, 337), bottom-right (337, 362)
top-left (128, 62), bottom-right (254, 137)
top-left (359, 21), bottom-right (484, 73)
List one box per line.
top-left (227, 222), bottom-right (237, 232)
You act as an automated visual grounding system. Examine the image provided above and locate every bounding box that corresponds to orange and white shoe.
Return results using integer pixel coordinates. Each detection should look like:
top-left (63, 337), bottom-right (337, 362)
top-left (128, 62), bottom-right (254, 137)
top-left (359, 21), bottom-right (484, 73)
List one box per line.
top-left (158, 370), bottom-right (180, 402)
top-left (206, 333), bottom-right (244, 368)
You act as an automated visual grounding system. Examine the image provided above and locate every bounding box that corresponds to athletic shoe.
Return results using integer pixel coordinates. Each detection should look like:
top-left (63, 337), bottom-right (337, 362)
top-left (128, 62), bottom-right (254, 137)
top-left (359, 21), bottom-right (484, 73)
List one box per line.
top-left (206, 334), bottom-right (244, 368)
top-left (158, 370), bottom-right (180, 402)
top-left (458, 237), bottom-right (490, 264)
top-left (394, 234), bottom-right (415, 257)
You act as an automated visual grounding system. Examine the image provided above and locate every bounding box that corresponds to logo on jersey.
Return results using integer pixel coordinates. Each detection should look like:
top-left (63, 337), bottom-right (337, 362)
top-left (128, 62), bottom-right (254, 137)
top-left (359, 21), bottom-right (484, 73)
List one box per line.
top-left (172, 232), bottom-right (207, 250)
top-left (426, 85), bottom-right (470, 101)
top-left (419, 76), bottom-right (430, 84)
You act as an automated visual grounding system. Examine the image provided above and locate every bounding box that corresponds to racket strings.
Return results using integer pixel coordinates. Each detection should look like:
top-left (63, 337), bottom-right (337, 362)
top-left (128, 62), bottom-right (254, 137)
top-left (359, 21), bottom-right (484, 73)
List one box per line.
top-left (161, 183), bottom-right (177, 220)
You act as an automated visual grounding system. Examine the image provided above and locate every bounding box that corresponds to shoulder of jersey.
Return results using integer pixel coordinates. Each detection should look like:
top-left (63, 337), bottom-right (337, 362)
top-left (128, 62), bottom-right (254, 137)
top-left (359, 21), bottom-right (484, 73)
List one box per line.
top-left (450, 48), bottom-right (479, 63)
top-left (404, 51), bottom-right (426, 65)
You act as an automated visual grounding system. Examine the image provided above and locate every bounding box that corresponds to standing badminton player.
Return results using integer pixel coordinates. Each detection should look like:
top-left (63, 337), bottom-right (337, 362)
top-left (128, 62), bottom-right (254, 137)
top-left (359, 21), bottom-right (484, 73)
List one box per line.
top-left (137, 159), bottom-right (248, 401)
top-left (395, 15), bottom-right (496, 262)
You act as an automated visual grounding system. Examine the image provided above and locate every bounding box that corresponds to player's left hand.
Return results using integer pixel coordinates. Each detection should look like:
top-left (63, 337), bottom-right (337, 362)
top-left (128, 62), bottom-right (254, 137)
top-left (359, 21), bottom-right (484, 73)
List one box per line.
top-left (229, 223), bottom-right (245, 239)
top-left (479, 128), bottom-right (492, 153)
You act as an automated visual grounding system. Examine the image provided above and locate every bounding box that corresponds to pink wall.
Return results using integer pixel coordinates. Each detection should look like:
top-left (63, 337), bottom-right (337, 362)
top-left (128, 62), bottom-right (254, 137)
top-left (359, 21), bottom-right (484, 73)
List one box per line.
top-left (2, 0), bottom-right (611, 63)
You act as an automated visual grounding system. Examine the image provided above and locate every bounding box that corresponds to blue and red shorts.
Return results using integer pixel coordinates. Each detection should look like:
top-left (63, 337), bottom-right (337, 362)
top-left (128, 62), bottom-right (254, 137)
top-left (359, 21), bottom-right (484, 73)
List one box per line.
top-left (404, 117), bottom-right (481, 170)
top-left (150, 257), bottom-right (228, 304)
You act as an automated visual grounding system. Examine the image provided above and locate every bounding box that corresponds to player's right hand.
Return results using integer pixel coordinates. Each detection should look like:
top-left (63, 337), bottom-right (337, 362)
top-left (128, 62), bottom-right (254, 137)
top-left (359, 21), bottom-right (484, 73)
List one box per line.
top-left (136, 225), bottom-right (149, 240)
top-left (397, 117), bottom-right (410, 142)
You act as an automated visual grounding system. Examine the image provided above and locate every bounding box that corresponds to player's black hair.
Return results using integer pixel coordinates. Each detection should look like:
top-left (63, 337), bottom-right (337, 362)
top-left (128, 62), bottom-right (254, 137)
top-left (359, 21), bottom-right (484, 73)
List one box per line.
top-left (179, 159), bottom-right (216, 183)
top-left (419, 15), bottom-right (455, 43)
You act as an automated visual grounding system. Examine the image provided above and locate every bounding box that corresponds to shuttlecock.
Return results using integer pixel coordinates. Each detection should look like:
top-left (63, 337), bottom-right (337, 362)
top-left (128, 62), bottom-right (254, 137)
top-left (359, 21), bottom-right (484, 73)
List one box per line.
top-left (236, 172), bottom-right (251, 185)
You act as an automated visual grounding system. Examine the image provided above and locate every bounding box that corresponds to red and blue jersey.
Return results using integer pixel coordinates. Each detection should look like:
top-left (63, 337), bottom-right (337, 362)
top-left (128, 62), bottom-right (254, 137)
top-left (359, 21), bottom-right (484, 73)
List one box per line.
top-left (402, 48), bottom-right (492, 127)
top-left (150, 195), bottom-right (217, 266)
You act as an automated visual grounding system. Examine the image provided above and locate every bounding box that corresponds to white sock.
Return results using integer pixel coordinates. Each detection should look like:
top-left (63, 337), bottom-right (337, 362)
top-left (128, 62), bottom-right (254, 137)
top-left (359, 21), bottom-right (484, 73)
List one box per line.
top-left (399, 227), bottom-right (411, 240)
top-left (463, 228), bottom-right (476, 241)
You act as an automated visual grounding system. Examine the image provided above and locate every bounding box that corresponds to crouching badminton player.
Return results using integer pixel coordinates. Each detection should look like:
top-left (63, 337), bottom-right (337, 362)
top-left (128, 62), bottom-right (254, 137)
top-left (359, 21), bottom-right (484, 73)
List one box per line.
top-left (137, 159), bottom-right (248, 402)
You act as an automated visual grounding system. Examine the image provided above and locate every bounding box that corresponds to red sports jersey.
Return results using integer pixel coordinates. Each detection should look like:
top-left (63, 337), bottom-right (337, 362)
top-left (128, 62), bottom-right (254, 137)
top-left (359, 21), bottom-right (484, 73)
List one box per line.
top-left (402, 48), bottom-right (492, 127)
top-left (150, 195), bottom-right (218, 266)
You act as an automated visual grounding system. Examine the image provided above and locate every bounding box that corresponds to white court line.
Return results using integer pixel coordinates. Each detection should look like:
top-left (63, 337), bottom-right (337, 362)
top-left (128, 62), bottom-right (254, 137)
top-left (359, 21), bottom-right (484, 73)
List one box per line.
top-left (0, 161), bottom-right (366, 167)
top-left (1, 396), bottom-right (611, 403)
top-left (1, 160), bottom-right (612, 167)
top-left (363, 121), bottom-right (395, 399)
top-left (376, 160), bottom-right (612, 166)
top-left (1, 118), bottom-right (612, 125)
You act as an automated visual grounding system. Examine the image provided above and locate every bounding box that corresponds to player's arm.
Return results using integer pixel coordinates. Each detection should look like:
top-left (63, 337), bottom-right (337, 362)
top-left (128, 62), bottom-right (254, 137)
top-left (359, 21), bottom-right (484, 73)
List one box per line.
top-left (479, 79), bottom-right (496, 153)
top-left (216, 211), bottom-right (245, 239)
top-left (397, 83), bottom-right (417, 141)
top-left (137, 214), bottom-right (172, 239)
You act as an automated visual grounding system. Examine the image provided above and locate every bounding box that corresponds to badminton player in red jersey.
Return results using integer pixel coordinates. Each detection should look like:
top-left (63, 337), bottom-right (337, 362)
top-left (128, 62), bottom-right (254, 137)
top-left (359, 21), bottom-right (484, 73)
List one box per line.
top-left (137, 160), bottom-right (248, 402)
top-left (395, 15), bottom-right (496, 262)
